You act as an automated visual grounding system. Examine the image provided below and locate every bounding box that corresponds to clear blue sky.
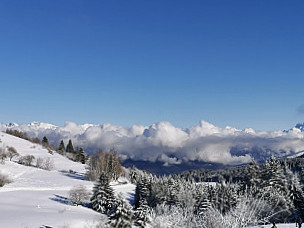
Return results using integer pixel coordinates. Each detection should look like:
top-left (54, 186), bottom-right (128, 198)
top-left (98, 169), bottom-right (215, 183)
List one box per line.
top-left (0, 0), bottom-right (303, 131)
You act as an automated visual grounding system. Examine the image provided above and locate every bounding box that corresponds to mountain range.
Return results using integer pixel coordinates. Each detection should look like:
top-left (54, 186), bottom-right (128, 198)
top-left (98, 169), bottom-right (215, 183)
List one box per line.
top-left (2, 120), bottom-right (304, 173)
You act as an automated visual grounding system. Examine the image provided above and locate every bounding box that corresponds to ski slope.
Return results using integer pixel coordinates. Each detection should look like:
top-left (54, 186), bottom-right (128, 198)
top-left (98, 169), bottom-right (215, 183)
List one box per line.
top-left (0, 132), bottom-right (135, 228)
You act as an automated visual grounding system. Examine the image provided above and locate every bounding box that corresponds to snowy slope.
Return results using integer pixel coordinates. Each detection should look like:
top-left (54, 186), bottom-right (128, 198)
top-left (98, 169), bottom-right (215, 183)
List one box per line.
top-left (0, 132), bottom-right (135, 228)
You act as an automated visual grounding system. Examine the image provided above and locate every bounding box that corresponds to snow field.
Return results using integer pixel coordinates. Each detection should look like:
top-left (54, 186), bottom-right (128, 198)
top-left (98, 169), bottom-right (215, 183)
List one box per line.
top-left (0, 133), bottom-right (135, 228)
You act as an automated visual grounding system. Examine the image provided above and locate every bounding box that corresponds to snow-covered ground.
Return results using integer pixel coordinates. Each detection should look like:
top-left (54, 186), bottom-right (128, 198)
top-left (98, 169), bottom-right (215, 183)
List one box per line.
top-left (0, 132), bottom-right (135, 228)
top-left (251, 224), bottom-right (296, 227)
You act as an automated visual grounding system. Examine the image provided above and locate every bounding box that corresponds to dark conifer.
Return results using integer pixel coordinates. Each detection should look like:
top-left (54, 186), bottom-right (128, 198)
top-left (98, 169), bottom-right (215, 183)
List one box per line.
top-left (57, 140), bottom-right (65, 154)
top-left (66, 139), bottom-right (74, 153)
top-left (42, 136), bottom-right (49, 147)
top-left (76, 147), bottom-right (86, 164)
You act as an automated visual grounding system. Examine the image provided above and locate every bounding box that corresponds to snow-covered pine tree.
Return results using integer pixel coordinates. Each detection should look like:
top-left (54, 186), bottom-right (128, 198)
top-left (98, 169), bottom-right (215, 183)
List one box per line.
top-left (259, 157), bottom-right (294, 222)
top-left (195, 188), bottom-right (212, 216)
top-left (91, 172), bottom-right (117, 215)
top-left (261, 156), bottom-right (287, 192)
top-left (108, 193), bottom-right (134, 228)
top-left (245, 160), bottom-right (261, 190)
top-left (134, 177), bottom-right (151, 209)
top-left (176, 179), bottom-right (196, 213)
top-left (166, 177), bottom-right (179, 207)
top-left (134, 199), bottom-right (152, 228)
top-left (291, 173), bottom-right (304, 219)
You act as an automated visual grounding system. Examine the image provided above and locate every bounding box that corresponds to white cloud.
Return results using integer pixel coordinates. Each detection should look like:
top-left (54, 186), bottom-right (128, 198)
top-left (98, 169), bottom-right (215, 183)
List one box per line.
top-left (2, 120), bottom-right (304, 166)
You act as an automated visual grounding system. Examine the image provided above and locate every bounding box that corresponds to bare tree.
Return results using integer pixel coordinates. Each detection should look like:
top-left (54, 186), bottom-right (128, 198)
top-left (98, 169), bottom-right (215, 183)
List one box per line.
top-left (86, 149), bottom-right (123, 181)
top-left (69, 185), bottom-right (90, 206)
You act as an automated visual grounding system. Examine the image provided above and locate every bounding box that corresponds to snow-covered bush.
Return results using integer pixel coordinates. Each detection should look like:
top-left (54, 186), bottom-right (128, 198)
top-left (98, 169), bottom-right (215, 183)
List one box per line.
top-left (69, 185), bottom-right (90, 206)
top-left (0, 147), bottom-right (8, 163)
top-left (36, 157), bottom-right (44, 168)
top-left (201, 195), bottom-right (275, 228)
top-left (43, 157), bottom-right (54, 170)
top-left (0, 172), bottom-right (11, 187)
top-left (7, 146), bottom-right (19, 161)
top-left (18, 155), bottom-right (35, 166)
top-left (151, 203), bottom-right (199, 228)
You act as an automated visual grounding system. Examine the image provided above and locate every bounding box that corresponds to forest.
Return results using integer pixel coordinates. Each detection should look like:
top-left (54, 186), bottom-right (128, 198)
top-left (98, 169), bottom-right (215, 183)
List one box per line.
top-left (89, 155), bottom-right (304, 227)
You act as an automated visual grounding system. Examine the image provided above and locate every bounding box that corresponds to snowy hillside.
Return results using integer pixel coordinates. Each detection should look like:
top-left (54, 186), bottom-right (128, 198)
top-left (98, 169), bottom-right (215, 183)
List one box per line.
top-left (0, 132), bottom-right (135, 228)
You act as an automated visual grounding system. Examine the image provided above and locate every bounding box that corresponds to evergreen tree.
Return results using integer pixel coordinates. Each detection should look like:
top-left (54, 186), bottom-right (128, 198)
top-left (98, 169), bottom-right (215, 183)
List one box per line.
top-left (134, 199), bottom-right (152, 228)
top-left (57, 140), bottom-right (65, 154)
top-left (292, 174), bottom-right (304, 219)
top-left (108, 193), bottom-right (134, 228)
top-left (76, 147), bottom-right (86, 164)
top-left (166, 177), bottom-right (178, 206)
top-left (91, 172), bottom-right (117, 215)
top-left (259, 157), bottom-right (294, 222)
top-left (66, 139), bottom-right (74, 153)
top-left (245, 160), bottom-right (261, 190)
top-left (42, 136), bottom-right (49, 147)
top-left (134, 178), bottom-right (151, 209)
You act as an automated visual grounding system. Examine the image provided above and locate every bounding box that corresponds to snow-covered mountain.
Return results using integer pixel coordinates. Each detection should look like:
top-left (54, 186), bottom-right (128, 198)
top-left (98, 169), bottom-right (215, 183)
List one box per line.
top-left (2, 120), bottom-right (304, 168)
top-left (5, 122), bottom-right (19, 128)
top-left (0, 132), bottom-right (135, 227)
top-left (27, 121), bottom-right (58, 130)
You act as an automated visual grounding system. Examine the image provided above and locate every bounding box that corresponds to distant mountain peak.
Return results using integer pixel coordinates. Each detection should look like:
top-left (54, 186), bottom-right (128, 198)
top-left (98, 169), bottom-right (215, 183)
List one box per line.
top-left (28, 121), bottom-right (58, 130)
top-left (5, 122), bottom-right (19, 128)
top-left (295, 122), bottom-right (304, 131)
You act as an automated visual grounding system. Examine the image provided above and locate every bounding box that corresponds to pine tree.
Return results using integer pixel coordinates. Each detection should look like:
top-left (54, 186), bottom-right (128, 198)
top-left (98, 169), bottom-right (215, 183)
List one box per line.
top-left (57, 140), bottom-right (65, 154)
top-left (42, 136), bottom-right (49, 147)
top-left (259, 157), bottom-right (294, 222)
top-left (134, 178), bottom-right (151, 209)
top-left (293, 173), bottom-right (304, 219)
top-left (245, 160), bottom-right (261, 190)
top-left (134, 199), bottom-right (152, 228)
top-left (108, 194), bottom-right (134, 228)
top-left (91, 173), bottom-right (117, 215)
top-left (76, 147), bottom-right (86, 164)
top-left (66, 139), bottom-right (74, 153)
top-left (167, 177), bottom-right (178, 206)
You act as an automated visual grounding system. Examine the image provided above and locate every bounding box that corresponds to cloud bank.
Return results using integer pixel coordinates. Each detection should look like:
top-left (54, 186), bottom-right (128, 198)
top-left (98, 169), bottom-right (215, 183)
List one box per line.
top-left (2, 120), bottom-right (304, 166)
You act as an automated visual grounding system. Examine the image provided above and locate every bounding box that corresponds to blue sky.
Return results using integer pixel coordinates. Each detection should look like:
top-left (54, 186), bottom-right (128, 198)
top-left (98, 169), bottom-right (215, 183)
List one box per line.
top-left (0, 0), bottom-right (303, 131)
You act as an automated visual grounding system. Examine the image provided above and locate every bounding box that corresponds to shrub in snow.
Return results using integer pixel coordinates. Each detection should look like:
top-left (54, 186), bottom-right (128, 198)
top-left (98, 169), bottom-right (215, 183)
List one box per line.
top-left (7, 146), bottom-right (19, 161)
top-left (151, 203), bottom-right (199, 228)
top-left (18, 155), bottom-right (35, 166)
top-left (43, 157), bottom-right (54, 170)
top-left (36, 157), bottom-right (44, 168)
top-left (201, 195), bottom-right (276, 228)
top-left (0, 147), bottom-right (8, 163)
top-left (69, 185), bottom-right (90, 206)
top-left (0, 173), bottom-right (11, 187)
